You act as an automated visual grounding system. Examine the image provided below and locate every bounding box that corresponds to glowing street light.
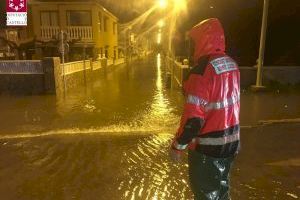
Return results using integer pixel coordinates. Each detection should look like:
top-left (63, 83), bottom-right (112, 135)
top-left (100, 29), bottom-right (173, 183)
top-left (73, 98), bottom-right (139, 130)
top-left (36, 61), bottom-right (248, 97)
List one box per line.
top-left (158, 0), bottom-right (168, 9)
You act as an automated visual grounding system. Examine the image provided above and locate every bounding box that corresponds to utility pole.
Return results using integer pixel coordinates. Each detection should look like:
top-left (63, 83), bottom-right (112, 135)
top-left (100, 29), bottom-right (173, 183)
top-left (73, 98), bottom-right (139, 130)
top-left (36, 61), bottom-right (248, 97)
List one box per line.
top-left (60, 30), bottom-right (66, 93)
top-left (253, 0), bottom-right (269, 90)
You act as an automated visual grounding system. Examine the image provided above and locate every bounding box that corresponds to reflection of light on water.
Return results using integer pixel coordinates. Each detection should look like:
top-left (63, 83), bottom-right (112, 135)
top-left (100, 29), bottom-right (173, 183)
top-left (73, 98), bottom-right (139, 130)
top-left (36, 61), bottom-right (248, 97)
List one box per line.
top-left (156, 54), bottom-right (162, 90)
top-left (0, 125), bottom-right (174, 140)
top-left (119, 132), bottom-right (190, 200)
top-left (151, 53), bottom-right (170, 118)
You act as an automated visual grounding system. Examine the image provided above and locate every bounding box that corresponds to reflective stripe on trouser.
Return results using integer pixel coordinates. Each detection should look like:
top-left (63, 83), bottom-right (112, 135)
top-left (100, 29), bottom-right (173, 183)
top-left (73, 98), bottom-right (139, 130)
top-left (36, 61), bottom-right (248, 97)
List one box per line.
top-left (188, 150), bottom-right (234, 200)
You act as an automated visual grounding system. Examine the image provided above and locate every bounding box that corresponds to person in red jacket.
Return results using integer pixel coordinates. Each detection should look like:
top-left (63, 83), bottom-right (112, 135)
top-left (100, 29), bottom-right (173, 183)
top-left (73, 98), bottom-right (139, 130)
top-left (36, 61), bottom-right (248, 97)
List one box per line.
top-left (170, 18), bottom-right (240, 199)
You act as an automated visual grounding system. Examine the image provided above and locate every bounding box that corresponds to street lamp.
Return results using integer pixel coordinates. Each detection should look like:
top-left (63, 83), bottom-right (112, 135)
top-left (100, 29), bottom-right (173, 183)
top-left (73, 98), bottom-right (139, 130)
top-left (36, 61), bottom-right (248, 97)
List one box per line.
top-left (158, 0), bottom-right (168, 9)
top-left (252, 0), bottom-right (269, 91)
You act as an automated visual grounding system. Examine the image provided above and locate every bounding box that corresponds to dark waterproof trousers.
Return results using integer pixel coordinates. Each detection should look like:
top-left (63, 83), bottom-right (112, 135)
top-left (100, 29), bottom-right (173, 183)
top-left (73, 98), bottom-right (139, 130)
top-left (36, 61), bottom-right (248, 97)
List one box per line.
top-left (188, 150), bottom-right (234, 200)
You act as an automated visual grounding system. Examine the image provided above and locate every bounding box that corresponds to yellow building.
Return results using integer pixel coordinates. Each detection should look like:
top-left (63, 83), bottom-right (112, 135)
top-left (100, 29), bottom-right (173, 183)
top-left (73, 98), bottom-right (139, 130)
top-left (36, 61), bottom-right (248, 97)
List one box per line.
top-left (28, 0), bottom-right (119, 60)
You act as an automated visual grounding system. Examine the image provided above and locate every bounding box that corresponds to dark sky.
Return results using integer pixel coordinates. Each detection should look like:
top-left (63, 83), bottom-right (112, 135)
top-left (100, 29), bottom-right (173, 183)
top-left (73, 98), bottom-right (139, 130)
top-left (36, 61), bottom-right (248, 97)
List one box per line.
top-left (98, 0), bottom-right (300, 65)
top-left (1, 0), bottom-right (299, 65)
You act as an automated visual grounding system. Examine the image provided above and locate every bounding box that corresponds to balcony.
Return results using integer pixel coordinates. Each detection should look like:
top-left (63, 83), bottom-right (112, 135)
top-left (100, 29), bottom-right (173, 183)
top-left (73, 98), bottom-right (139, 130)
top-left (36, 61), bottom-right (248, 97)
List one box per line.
top-left (66, 26), bottom-right (93, 41)
top-left (40, 26), bottom-right (93, 41)
top-left (40, 26), bottom-right (60, 40)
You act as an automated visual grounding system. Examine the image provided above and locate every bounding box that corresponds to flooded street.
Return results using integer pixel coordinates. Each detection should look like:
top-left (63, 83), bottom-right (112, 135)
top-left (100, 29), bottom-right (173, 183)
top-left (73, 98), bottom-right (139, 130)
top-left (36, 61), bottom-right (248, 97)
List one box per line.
top-left (0, 55), bottom-right (300, 199)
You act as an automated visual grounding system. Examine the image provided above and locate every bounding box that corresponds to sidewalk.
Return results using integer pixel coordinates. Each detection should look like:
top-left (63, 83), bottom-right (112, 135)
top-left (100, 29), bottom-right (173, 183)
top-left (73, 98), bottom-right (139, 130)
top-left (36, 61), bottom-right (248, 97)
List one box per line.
top-left (233, 123), bottom-right (300, 199)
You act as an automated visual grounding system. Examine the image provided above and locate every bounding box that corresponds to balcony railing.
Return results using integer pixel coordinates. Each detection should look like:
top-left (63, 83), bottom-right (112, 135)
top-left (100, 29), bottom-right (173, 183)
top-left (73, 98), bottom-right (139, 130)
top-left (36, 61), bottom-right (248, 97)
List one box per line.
top-left (40, 26), bottom-right (60, 40)
top-left (66, 26), bottom-right (93, 41)
top-left (40, 26), bottom-right (93, 41)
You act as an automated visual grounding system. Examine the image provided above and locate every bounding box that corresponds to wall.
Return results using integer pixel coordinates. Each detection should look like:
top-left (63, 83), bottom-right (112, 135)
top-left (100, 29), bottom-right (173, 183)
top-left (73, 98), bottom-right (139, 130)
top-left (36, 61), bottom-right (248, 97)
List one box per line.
top-left (239, 66), bottom-right (300, 88)
top-left (166, 57), bottom-right (300, 89)
top-left (0, 60), bottom-right (45, 94)
top-left (101, 11), bottom-right (118, 59)
top-left (0, 57), bottom-right (125, 95)
top-left (55, 57), bottom-right (124, 92)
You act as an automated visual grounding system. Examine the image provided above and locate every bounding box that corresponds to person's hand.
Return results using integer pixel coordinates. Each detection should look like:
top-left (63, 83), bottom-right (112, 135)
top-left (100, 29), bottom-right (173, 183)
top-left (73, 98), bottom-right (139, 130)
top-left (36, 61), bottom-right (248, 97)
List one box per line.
top-left (169, 147), bottom-right (183, 163)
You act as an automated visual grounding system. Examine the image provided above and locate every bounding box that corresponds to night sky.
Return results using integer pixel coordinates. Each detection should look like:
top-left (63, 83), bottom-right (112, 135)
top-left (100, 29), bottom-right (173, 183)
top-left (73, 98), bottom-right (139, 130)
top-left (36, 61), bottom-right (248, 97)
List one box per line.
top-left (1, 0), bottom-right (299, 65)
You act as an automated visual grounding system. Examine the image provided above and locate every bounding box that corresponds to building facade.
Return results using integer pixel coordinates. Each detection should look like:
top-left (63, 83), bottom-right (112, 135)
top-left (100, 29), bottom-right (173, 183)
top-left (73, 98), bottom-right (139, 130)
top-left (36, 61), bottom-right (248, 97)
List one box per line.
top-left (28, 0), bottom-right (119, 61)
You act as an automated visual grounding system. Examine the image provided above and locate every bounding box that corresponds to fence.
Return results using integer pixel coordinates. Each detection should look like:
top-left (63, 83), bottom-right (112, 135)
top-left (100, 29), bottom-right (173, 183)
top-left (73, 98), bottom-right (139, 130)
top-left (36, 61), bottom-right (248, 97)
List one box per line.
top-left (0, 60), bottom-right (43, 74)
top-left (166, 56), bottom-right (189, 88)
top-left (92, 60), bottom-right (102, 71)
top-left (114, 58), bottom-right (125, 66)
top-left (173, 61), bottom-right (189, 87)
top-left (63, 60), bottom-right (91, 75)
top-left (107, 59), bottom-right (114, 66)
top-left (0, 60), bottom-right (45, 94)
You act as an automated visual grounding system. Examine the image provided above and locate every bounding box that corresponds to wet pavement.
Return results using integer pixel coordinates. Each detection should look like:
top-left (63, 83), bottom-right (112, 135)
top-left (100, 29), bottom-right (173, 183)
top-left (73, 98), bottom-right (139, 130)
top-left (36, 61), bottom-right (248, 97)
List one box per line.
top-left (0, 55), bottom-right (300, 199)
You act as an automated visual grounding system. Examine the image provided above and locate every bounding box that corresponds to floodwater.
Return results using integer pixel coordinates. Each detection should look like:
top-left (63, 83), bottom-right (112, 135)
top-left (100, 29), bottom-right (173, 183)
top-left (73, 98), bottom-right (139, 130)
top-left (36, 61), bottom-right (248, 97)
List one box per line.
top-left (0, 55), bottom-right (300, 199)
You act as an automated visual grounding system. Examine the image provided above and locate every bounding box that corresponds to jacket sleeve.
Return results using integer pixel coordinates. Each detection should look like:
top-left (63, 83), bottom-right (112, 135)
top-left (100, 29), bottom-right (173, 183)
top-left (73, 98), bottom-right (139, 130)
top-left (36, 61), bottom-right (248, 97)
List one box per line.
top-left (172, 74), bottom-right (209, 151)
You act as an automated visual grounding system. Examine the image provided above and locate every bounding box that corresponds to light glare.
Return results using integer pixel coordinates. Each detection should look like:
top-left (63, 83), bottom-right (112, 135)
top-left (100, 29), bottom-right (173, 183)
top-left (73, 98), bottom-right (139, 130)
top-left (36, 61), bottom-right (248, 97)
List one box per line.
top-left (173, 0), bottom-right (187, 12)
top-left (158, 0), bottom-right (168, 9)
top-left (157, 20), bottom-right (165, 28)
top-left (157, 31), bottom-right (162, 44)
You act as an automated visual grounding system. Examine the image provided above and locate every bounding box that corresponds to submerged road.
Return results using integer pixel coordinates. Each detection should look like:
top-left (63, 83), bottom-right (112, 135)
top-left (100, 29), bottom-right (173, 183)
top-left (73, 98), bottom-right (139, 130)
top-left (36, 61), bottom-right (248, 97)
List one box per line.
top-left (0, 55), bottom-right (300, 199)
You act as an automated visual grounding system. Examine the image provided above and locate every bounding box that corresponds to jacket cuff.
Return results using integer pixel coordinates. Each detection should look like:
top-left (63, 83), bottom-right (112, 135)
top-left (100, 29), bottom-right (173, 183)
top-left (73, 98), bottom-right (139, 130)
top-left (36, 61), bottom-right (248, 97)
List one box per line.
top-left (172, 140), bottom-right (188, 151)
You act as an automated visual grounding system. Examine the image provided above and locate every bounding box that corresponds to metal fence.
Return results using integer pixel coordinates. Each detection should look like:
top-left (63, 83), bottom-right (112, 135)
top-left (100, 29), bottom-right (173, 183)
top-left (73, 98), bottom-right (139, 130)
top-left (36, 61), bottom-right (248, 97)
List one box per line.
top-left (0, 60), bottom-right (43, 74)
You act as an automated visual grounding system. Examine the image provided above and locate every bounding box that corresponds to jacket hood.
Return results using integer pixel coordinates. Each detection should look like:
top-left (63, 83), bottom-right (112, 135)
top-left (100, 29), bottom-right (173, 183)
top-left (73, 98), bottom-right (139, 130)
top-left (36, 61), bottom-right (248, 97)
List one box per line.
top-left (189, 18), bottom-right (225, 64)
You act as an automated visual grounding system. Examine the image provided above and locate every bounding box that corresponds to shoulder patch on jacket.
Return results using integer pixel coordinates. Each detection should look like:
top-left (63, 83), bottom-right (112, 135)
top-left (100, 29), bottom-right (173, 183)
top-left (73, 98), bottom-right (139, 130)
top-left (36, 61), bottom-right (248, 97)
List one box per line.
top-left (210, 56), bottom-right (238, 75)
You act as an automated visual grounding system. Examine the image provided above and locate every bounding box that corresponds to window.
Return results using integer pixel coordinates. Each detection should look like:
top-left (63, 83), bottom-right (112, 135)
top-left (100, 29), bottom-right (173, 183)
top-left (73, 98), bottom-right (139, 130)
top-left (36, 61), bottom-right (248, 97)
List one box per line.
top-left (40, 11), bottom-right (58, 26)
top-left (67, 11), bottom-right (92, 26)
top-left (113, 22), bottom-right (117, 34)
top-left (103, 16), bottom-right (108, 32)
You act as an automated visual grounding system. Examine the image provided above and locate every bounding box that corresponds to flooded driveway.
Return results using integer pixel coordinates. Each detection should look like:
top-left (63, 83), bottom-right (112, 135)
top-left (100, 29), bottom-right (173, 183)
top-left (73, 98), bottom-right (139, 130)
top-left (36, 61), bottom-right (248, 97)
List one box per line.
top-left (0, 55), bottom-right (300, 199)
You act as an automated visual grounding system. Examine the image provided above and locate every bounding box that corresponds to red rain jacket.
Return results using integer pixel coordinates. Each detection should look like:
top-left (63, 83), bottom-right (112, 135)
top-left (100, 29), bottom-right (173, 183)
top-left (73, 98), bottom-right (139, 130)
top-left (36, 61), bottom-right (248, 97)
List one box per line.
top-left (172, 18), bottom-right (240, 155)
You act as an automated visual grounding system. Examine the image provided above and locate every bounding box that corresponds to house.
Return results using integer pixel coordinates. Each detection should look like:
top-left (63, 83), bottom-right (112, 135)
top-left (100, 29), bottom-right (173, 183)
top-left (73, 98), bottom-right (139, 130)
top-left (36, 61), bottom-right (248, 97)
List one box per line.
top-left (28, 0), bottom-right (119, 61)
